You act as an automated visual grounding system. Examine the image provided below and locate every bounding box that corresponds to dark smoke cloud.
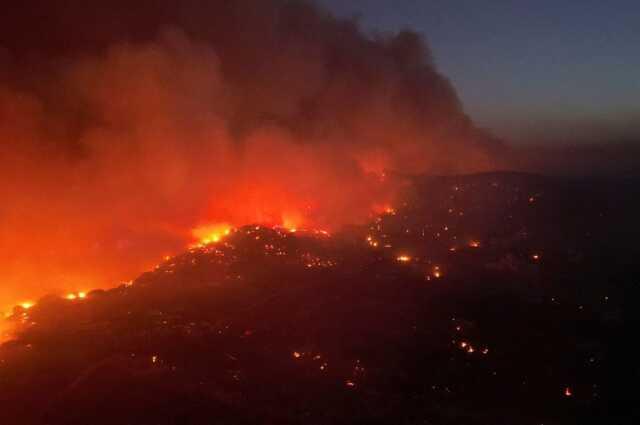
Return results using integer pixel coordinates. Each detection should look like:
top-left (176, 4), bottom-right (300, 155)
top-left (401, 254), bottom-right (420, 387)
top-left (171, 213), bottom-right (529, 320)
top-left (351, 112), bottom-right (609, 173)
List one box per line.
top-left (0, 0), bottom-right (503, 306)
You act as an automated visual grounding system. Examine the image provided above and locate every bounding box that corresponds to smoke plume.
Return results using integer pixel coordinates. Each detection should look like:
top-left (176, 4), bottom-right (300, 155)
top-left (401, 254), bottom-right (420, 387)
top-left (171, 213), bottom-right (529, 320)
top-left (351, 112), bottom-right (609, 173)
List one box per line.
top-left (0, 0), bottom-right (502, 306)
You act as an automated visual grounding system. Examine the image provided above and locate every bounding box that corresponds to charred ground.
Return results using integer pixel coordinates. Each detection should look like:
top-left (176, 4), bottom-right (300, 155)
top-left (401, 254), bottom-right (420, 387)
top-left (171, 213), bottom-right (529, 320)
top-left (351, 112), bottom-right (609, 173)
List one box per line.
top-left (1, 172), bottom-right (639, 425)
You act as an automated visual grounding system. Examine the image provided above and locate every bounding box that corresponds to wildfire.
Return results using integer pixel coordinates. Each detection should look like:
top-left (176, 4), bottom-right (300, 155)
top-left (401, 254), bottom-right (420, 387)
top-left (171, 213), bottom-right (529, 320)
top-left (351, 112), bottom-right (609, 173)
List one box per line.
top-left (432, 266), bottom-right (442, 279)
top-left (66, 291), bottom-right (87, 301)
top-left (1, 220), bottom-right (346, 316)
top-left (372, 204), bottom-right (397, 217)
top-left (469, 240), bottom-right (481, 248)
top-left (282, 213), bottom-right (303, 233)
top-left (456, 340), bottom-right (490, 355)
top-left (191, 223), bottom-right (233, 247)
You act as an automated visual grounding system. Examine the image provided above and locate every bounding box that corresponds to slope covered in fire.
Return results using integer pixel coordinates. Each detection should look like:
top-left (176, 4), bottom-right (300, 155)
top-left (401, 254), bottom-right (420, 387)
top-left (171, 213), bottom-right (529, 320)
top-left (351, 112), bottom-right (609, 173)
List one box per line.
top-left (1, 172), bottom-right (639, 425)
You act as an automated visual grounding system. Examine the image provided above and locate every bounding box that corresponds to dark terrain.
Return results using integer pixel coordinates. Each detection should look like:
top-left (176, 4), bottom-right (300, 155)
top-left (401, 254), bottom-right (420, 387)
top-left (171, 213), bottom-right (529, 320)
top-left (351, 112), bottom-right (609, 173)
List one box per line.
top-left (1, 172), bottom-right (639, 425)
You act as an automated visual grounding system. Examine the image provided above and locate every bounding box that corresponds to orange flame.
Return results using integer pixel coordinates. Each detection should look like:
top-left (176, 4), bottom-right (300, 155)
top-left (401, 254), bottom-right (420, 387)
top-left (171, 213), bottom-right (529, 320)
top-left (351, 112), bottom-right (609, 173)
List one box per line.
top-left (191, 223), bottom-right (233, 247)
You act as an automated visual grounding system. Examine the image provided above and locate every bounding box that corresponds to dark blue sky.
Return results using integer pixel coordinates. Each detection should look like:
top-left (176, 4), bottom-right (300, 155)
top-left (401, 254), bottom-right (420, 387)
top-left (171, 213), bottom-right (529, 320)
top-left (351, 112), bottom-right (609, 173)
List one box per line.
top-left (318, 0), bottom-right (640, 144)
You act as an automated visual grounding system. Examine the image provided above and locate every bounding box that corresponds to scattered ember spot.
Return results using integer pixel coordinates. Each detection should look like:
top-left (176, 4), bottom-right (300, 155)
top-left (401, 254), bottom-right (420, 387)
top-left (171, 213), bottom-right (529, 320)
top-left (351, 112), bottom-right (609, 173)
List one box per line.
top-left (432, 266), bottom-right (443, 278)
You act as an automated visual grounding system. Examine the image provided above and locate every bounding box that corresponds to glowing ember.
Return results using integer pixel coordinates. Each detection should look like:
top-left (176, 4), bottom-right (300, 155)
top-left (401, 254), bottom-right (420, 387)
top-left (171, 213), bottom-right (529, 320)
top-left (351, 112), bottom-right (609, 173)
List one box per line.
top-left (469, 240), bottom-right (481, 248)
top-left (366, 235), bottom-right (381, 248)
top-left (564, 387), bottom-right (573, 397)
top-left (396, 255), bottom-right (412, 263)
top-left (432, 266), bottom-right (442, 278)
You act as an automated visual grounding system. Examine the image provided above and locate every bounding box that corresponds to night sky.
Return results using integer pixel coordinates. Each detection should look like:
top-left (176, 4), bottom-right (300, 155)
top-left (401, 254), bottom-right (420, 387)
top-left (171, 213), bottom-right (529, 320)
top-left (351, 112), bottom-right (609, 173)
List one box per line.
top-left (319, 0), bottom-right (640, 144)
